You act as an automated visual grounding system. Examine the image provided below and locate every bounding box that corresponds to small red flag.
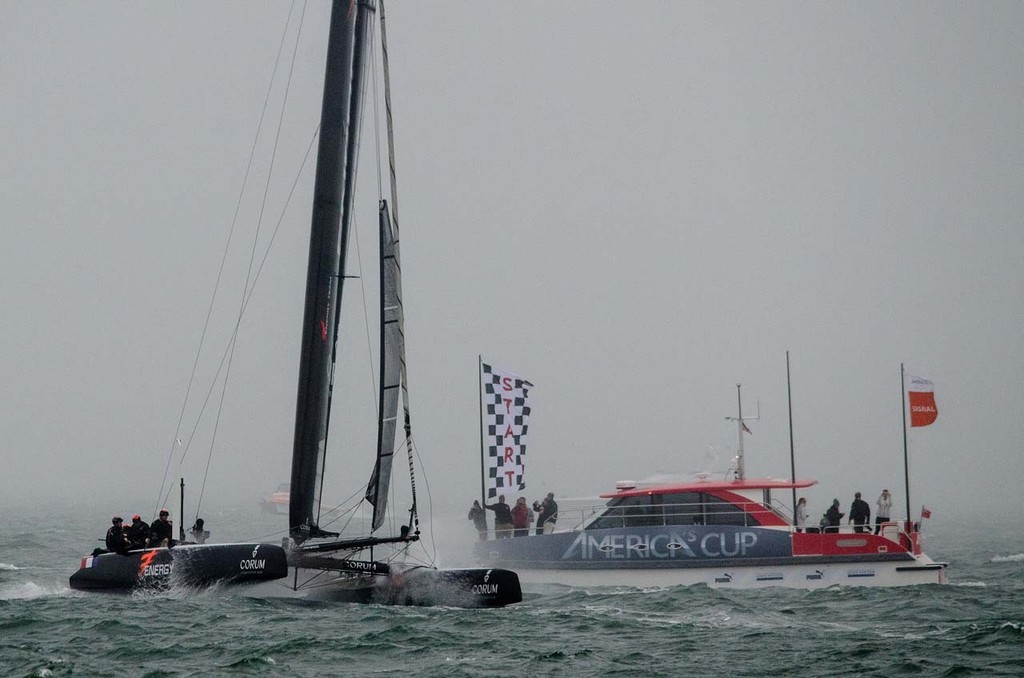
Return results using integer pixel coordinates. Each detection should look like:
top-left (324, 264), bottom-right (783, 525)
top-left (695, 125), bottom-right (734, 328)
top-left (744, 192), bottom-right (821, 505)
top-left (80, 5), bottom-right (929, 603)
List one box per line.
top-left (921, 506), bottom-right (932, 519)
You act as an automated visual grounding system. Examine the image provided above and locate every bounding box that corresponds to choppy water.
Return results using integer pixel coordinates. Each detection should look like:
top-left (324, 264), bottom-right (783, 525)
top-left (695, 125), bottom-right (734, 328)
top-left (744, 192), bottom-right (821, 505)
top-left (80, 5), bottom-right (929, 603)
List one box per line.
top-left (2, 504), bottom-right (1022, 677)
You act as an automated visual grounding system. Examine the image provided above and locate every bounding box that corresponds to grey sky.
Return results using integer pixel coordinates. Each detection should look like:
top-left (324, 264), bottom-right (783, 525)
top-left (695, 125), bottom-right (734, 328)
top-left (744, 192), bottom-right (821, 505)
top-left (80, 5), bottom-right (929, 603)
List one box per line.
top-left (2, 2), bottom-right (1022, 526)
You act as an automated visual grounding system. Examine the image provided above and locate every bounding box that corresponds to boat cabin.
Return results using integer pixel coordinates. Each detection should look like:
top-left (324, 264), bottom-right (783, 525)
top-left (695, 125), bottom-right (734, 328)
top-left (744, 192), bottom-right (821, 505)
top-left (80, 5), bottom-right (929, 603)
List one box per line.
top-left (587, 478), bottom-right (816, 530)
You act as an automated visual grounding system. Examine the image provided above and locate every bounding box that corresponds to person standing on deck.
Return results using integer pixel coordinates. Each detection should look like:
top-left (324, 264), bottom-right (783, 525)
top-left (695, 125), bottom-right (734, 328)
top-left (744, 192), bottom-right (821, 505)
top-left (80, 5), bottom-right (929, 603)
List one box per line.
top-left (536, 492), bottom-right (558, 534)
top-left (468, 500), bottom-right (488, 540)
top-left (874, 489), bottom-right (893, 535)
top-left (485, 495), bottom-right (513, 539)
top-left (824, 499), bottom-right (844, 533)
top-left (511, 497), bottom-right (532, 537)
top-left (849, 492), bottom-right (871, 533)
top-left (795, 498), bottom-right (808, 532)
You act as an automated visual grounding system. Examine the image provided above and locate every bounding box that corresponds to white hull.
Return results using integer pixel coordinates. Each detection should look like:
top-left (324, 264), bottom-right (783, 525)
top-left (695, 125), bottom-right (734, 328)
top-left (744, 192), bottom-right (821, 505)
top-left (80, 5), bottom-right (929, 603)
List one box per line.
top-left (514, 555), bottom-right (946, 590)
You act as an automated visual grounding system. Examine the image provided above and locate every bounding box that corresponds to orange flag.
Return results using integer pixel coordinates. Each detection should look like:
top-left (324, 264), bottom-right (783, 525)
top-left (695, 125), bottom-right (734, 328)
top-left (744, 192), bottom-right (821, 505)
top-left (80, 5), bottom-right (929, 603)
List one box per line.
top-left (907, 374), bottom-right (938, 427)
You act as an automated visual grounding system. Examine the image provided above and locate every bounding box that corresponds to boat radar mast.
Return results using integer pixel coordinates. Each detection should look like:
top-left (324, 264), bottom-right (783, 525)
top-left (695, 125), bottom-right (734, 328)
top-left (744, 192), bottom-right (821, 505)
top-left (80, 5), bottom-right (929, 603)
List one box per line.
top-left (725, 383), bottom-right (759, 480)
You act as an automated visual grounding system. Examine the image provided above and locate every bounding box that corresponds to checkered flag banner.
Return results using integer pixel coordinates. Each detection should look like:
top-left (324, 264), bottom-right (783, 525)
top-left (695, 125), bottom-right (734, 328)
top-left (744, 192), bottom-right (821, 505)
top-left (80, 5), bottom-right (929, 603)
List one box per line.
top-left (481, 363), bottom-right (533, 500)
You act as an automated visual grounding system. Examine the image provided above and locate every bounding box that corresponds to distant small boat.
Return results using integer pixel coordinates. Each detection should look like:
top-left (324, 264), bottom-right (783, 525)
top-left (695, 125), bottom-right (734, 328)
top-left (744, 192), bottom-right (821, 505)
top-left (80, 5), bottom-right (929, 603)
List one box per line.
top-left (259, 483), bottom-right (290, 515)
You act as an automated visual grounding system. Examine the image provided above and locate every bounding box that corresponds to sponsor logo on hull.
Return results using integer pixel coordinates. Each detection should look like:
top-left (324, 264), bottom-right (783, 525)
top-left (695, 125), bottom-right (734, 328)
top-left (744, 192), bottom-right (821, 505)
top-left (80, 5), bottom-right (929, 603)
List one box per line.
top-left (137, 550), bottom-right (172, 578)
top-left (562, 529), bottom-right (761, 561)
top-left (239, 545), bottom-right (266, 572)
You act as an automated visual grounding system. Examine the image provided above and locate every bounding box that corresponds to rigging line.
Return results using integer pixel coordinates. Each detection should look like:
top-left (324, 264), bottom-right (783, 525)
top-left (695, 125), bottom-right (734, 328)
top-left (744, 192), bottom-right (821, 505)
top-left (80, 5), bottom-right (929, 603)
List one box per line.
top-left (193, 331), bottom-right (241, 520)
top-left (370, 11), bottom-right (384, 201)
top-left (242, 0), bottom-right (309, 303)
top-left (193, 0), bottom-right (311, 516)
top-left (154, 0), bottom-right (300, 519)
top-left (158, 125), bottom-right (320, 512)
top-left (378, 0), bottom-right (419, 539)
top-left (354, 11), bottom-right (384, 409)
top-left (379, 0), bottom-right (401, 229)
top-left (410, 437), bottom-right (438, 566)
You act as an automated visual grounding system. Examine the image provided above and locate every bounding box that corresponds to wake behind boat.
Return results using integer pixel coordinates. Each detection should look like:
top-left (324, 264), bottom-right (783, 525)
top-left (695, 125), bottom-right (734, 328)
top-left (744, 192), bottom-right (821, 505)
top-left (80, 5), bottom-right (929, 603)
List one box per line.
top-left (70, 0), bottom-right (520, 607)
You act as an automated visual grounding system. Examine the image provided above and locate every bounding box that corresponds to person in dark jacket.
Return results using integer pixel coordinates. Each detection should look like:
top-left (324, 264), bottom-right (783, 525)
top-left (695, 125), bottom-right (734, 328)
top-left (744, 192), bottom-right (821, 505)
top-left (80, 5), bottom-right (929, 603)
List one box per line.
top-left (126, 514), bottom-right (150, 549)
top-left (485, 495), bottom-right (513, 539)
top-left (468, 500), bottom-right (488, 540)
top-left (848, 492), bottom-right (871, 533)
top-left (824, 499), bottom-right (844, 533)
top-left (151, 509), bottom-right (173, 547)
top-left (105, 516), bottom-right (129, 555)
top-left (535, 493), bottom-right (559, 535)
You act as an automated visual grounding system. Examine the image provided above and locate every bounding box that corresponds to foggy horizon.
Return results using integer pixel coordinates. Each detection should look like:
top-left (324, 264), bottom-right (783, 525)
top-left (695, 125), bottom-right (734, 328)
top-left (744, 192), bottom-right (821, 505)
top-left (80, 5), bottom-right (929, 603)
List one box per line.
top-left (2, 2), bottom-right (1022, 534)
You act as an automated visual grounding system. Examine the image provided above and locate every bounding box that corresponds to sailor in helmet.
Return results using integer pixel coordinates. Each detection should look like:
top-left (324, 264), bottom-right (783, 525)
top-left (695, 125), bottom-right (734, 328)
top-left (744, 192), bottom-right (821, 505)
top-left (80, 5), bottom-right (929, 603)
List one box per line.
top-left (105, 516), bottom-right (129, 555)
top-left (151, 509), bottom-right (173, 547)
top-left (127, 514), bottom-right (151, 549)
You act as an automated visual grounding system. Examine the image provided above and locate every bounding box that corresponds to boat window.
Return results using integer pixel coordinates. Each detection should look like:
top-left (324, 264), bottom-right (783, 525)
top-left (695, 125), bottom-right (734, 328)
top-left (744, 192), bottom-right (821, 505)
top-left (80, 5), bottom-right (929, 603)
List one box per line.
top-left (589, 496), bottom-right (654, 530)
top-left (656, 493), bottom-right (704, 526)
top-left (703, 493), bottom-right (761, 527)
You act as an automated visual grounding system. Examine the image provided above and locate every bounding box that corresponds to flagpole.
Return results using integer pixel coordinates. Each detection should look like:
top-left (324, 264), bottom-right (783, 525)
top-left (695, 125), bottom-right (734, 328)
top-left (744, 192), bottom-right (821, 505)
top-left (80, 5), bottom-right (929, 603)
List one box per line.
top-left (901, 363), bottom-right (911, 524)
top-left (736, 383), bottom-right (745, 480)
top-left (478, 355), bottom-right (486, 507)
top-left (786, 351), bottom-right (797, 519)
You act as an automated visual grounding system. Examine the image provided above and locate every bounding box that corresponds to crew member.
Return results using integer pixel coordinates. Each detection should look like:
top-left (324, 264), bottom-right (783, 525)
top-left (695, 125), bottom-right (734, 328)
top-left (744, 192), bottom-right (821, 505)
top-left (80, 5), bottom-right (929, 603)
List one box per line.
top-left (189, 517), bottom-right (209, 544)
top-left (126, 514), bottom-right (150, 549)
top-left (105, 516), bottom-right (129, 555)
top-left (151, 509), bottom-right (174, 547)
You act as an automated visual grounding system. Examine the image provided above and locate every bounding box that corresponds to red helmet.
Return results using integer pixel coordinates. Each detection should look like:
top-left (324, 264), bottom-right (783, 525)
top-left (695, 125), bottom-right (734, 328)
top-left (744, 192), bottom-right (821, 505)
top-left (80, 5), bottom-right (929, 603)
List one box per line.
top-left (132, 514), bottom-right (141, 521)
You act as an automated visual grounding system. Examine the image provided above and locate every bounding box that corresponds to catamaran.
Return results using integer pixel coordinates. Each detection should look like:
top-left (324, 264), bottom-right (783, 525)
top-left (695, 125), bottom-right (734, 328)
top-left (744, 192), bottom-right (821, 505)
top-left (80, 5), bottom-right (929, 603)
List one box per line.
top-left (475, 376), bottom-right (945, 589)
top-left (71, 0), bottom-right (521, 607)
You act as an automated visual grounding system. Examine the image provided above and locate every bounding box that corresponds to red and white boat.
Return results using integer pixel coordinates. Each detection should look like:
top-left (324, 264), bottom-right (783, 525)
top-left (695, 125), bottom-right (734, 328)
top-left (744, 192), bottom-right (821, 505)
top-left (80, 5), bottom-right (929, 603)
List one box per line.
top-left (476, 379), bottom-right (946, 589)
top-left (475, 473), bottom-right (946, 589)
top-left (474, 476), bottom-right (946, 588)
top-left (259, 483), bottom-right (290, 515)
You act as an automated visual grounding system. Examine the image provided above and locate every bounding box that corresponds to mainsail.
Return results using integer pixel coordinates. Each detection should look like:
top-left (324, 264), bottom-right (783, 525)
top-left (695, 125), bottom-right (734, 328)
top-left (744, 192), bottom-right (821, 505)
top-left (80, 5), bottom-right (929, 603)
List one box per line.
top-left (290, 0), bottom-right (373, 541)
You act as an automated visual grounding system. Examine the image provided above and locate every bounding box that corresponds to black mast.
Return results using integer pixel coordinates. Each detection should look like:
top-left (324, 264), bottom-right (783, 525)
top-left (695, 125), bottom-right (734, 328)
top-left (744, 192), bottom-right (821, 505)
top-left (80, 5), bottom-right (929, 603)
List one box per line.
top-left (290, 0), bottom-right (363, 542)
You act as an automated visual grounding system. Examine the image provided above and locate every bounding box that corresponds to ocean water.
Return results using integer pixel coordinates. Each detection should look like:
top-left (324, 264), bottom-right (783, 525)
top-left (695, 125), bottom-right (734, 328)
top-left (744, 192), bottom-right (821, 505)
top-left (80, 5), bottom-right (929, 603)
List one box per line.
top-left (2, 504), bottom-right (1022, 677)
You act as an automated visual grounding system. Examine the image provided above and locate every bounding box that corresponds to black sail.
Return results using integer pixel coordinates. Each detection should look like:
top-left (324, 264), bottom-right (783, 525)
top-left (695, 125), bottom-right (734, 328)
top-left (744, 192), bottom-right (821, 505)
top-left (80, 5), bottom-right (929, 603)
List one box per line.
top-left (290, 0), bottom-right (371, 541)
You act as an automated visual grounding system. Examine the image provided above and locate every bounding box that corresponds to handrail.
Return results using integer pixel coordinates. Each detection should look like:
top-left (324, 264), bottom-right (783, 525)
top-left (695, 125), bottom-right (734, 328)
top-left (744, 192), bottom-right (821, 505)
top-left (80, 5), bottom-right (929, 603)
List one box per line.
top-left (478, 500), bottom-right (787, 539)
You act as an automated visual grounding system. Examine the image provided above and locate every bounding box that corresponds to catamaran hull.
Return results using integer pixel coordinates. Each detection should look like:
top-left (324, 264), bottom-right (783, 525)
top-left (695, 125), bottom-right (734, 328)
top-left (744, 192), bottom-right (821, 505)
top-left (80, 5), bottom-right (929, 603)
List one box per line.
top-left (475, 525), bottom-right (946, 590)
top-left (69, 543), bottom-right (289, 591)
top-left (260, 566), bottom-right (522, 607)
top-left (511, 558), bottom-right (946, 589)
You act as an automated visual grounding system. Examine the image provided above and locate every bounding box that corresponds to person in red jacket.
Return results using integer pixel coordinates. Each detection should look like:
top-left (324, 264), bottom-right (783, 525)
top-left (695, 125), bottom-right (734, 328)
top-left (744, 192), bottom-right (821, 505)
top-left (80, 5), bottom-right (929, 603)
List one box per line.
top-left (511, 496), bottom-right (533, 537)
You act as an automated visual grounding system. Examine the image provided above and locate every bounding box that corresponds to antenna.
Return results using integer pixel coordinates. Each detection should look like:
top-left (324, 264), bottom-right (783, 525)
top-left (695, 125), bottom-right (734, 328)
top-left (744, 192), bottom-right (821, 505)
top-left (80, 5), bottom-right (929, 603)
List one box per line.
top-left (724, 383), bottom-right (760, 480)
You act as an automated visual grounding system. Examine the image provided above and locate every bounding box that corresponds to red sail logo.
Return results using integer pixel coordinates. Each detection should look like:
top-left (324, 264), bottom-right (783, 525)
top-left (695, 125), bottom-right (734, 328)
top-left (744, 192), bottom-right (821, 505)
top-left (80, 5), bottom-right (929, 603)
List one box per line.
top-left (907, 375), bottom-right (938, 427)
